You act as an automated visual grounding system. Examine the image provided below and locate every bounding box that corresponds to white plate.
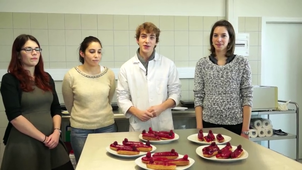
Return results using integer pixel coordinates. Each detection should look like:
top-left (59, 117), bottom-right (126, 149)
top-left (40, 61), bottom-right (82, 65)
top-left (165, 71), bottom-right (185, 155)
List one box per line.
top-left (196, 145), bottom-right (248, 162)
top-left (135, 154), bottom-right (195, 170)
top-left (187, 133), bottom-right (231, 145)
top-left (172, 107), bottom-right (188, 111)
top-left (106, 145), bottom-right (157, 158)
top-left (139, 133), bottom-right (179, 144)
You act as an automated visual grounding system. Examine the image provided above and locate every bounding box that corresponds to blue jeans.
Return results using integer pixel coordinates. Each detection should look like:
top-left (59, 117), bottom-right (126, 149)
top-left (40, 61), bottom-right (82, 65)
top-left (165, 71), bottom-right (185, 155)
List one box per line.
top-left (70, 124), bottom-right (116, 163)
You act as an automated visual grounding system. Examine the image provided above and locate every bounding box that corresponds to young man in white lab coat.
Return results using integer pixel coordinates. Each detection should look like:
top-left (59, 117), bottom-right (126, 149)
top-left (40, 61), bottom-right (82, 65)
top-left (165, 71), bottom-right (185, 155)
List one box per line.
top-left (116, 22), bottom-right (181, 132)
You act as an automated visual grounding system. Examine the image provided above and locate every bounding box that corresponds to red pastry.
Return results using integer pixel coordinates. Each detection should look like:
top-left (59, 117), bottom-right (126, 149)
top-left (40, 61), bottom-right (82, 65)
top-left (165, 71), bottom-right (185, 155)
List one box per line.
top-left (202, 142), bottom-right (219, 157)
top-left (204, 130), bottom-right (215, 142)
top-left (231, 145), bottom-right (244, 158)
top-left (198, 129), bottom-right (204, 141)
top-left (216, 134), bottom-right (225, 143)
top-left (142, 130), bottom-right (161, 141)
top-left (116, 146), bottom-right (140, 155)
top-left (141, 152), bottom-right (168, 164)
top-left (157, 130), bottom-right (175, 140)
top-left (220, 142), bottom-right (232, 152)
top-left (168, 154), bottom-right (190, 166)
top-left (146, 159), bottom-right (176, 170)
top-left (110, 141), bottom-right (125, 151)
top-left (216, 149), bottom-right (232, 159)
top-left (152, 149), bottom-right (179, 159)
top-left (135, 140), bottom-right (153, 152)
top-left (122, 138), bottom-right (144, 146)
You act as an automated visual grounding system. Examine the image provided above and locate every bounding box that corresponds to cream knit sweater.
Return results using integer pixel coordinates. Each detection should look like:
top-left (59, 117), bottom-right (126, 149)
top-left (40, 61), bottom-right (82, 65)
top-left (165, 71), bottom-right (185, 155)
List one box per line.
top-left (62, 66), bottom-right (116, 129)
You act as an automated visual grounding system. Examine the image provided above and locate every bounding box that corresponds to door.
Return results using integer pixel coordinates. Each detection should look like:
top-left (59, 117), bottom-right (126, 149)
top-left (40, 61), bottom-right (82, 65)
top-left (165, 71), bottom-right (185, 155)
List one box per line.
top-left (262, 20), bottom-right (302, 159)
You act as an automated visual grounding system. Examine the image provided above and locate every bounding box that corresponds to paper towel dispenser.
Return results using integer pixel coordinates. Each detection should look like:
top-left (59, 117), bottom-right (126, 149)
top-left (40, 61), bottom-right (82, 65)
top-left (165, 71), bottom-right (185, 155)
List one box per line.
top-left (252, 86), bottom-right (278, 111)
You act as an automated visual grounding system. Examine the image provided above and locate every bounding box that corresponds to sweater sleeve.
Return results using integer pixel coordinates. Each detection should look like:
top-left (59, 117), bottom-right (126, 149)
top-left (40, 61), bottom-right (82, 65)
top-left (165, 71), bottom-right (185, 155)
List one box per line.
top-left (0, 73), bottom-right (22, 121)
top-left (47, 73), bottom-right (62, 117)
top-left (108, 69), bottom-right (116, 104)
top-left (194, 58), bottom-right (206, 107)
top-left (240, 58), bottom-right (253, 107)
top-left (62, 71), bottom-right (74, 114)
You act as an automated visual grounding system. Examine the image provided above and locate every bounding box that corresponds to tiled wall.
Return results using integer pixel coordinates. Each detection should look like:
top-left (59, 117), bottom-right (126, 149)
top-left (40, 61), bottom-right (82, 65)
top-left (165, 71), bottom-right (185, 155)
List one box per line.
top-left (0, 12), bottom-right (262, 165)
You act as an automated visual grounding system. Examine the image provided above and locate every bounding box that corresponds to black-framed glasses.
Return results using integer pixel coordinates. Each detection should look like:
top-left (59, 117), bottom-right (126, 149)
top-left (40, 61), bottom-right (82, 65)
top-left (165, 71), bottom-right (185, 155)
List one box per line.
top-left (21, 47), bottom-right (42, 53)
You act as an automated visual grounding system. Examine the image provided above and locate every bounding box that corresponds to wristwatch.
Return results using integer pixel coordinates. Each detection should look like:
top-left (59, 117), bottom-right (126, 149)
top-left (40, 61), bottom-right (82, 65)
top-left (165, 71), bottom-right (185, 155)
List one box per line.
top-left (242, 130), bottom-right (249, 135)
top-left (54, 128), bottom-right (62, 134)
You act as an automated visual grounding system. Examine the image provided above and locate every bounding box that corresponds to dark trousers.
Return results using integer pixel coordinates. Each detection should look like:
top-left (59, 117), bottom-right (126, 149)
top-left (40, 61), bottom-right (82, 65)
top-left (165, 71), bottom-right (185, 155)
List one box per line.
top-left (202, 120), bottom-right (242, 135)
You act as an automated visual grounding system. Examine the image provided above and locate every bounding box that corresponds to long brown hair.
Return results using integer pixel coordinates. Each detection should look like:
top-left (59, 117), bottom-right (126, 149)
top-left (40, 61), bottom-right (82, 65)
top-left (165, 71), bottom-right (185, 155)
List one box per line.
top-left (8, 34), bottom-right (51, 92)
top-left (209, 20), bottom-right (236, 57)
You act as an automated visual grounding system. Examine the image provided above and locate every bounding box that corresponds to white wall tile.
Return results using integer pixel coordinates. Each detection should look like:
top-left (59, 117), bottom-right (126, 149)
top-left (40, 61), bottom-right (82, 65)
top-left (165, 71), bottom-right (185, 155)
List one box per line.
top-left (203, 16), bottom-right (218, 31)
top-left (175, 46), bottom-right (189, 61)
top-left (159, 31), bottom-right (174, 46)
top-left (13, 13), bottom-right (30, 29)
top-left (189, 31), bottom-right (203, 46)
top-left (248, 46), bottom-right (259, 61)
top-left (30, 13), bottom-right (48, 29)
top-left (65, 46), bottom-right (79, 62)
top-left (98, 30), bottom-right (114, 46)
top-left (159, 16), bottom-right (174, 31)
top-left (160, 46), bottom-right (175, 60)
top-left (247, 32), bottom-right (259, 46)
top-left (114, 15), bottom-right (129, 30)
top-left (65, 14), bottom-right (81, 29)
top-left (0, 29), bottom-right (13, 45)
top-left (101, 46), bottom-right (114, 62)
top-left (0, 12), bottom-right (12, 28)
top-left (249, 60), bottom-right (258, 74)
top-left (98, 15), bottom-right (114, 30)
top-left (144, 16), bottom-right (160, 26)
top-left (175, 16), bottom-right (188, 31)
top-left (114, 46), bottom-right (130, 62)
top-left (189, 16), bottom-right (203, 31)
top-left (65, 30), bottom-right (82, 45)
top-left (31, 29), bottom-right (49, 45)
top-left (129, 15), bottom-right (145, 30)
top-left (48, 30), bottom-right (65, 45)
top-left (0, 46), bottom-right (11, 62)
top-left (174, 31), bottom-right (188, 46)
top-left (189, 46), bottom-right (203, 61)
top-left (48, 14), bottom-right (65, 29)
top-left (203, 31), bottom-right (211, 46)
top-left (66, 61), bottom-right (80, 69)
top-left (49, 46), bottom-right (66, 61)
top-left (238, 17), bottom-right (246, 32)
top-left (245, 17), bottom-right (260, 32)
top-left (113, 31), bottom-right (129, 45)
top-left (81, 14), bottom-right (97, 30)
top-left (49, 61), bottom-right (66, 68)
top-left (175, 61), bottom-right (189, 67)
top-left (13, 29), bottom-right (31, 38)
top-left (81, 30), bottom-right (98, 39)
top-left (41, 46), bottom-right (49, 62)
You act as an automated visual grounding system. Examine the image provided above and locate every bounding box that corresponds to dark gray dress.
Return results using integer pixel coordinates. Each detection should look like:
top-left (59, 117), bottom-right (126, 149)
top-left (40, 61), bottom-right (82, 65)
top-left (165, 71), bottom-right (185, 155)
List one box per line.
top-left (1, 87), bottom-right (70, 170)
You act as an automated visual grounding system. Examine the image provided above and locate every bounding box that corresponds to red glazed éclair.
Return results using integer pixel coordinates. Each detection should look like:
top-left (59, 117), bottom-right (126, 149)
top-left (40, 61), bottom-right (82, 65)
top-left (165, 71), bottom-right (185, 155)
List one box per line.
top-left (198, 129), bottom-right (204, 141)
top-left (231, 145), bottom-right (244, 158)
top-left (220, 142), bottom-right (232, 152)
top-left (142, 130), bottom-right (161, 141)
top-left (110, 141), bottom-right (124, 151)
top-left (204, 130), bottom-right (215, 142)
top-left (153, 149), bottom-right (179, 159)
top-left (116, 146), bottom-right (140, 155)
top-left (202, 142), bottom-right (220, 157)
top-left (146, 159), bottom-right (176, 170)
top-left (135, 141), bottom-right (153, 152)
top-left (216, 149), bottom-right (232, 159)
top-left (158, 130), bottom-right (175, 140)
top-left (122, 138), bottom-right (144, 146)
top-left (216, 134), bottom-right (225, 143)
top-left (141, 152), bottom-right (168, 164)
top-left (168, 154), bottom-right (190, 166)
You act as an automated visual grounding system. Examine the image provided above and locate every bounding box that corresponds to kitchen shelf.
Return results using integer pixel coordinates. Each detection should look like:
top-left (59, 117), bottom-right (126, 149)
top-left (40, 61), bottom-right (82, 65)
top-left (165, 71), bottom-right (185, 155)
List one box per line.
top-left (250, 100), bottom-right (299, 161)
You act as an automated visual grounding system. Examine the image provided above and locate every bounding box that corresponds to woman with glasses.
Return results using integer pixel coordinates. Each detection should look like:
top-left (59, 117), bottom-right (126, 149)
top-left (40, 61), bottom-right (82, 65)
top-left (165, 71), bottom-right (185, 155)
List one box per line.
top-left (0, 34), bottom-right (74, 170)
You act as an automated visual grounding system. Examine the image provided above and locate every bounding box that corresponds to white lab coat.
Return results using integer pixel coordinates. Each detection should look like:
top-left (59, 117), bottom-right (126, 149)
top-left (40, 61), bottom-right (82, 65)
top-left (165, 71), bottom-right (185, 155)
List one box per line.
top-left (116, 52), bottom-right (181, 132)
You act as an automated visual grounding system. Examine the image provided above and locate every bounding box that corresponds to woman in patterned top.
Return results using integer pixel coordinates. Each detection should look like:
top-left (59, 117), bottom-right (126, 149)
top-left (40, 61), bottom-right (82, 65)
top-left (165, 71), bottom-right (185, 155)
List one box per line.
top-left (193, 20), bottom-right (253, 139)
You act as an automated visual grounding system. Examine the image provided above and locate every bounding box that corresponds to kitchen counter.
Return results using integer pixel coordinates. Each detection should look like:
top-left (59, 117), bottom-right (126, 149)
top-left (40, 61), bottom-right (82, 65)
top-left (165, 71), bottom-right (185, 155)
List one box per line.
top-left (76, 128), bottom-right (302, 170)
